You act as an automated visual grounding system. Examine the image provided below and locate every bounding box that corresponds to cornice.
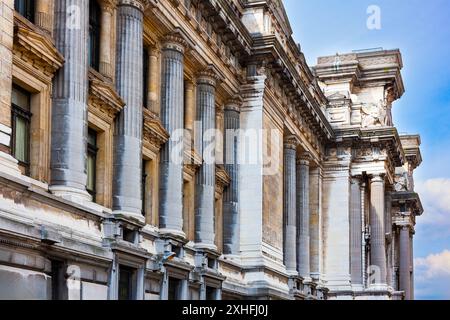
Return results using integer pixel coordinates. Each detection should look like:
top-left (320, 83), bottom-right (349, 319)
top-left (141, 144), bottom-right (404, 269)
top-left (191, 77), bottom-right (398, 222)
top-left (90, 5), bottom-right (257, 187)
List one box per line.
top-left (13, 14), bottom-right (64, 77)
top-left (88, 70), bottom-right (125, 121)
top-left (142, 109), bottom-right (170, 148)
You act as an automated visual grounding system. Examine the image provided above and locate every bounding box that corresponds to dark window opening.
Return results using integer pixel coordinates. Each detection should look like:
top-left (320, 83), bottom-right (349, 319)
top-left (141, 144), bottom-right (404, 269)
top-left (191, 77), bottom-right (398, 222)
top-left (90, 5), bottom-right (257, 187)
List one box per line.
top-left (88, 0), bottom-right (101, 70)
top-left (51, 260), bottom-right (67, 300)
top-left (11, 85), bottom-right (31, 174)
top-left (206, 286), bottom-right (217, 300)
top-left (168, 277), bottom-right (181, 300)
top-left (142, 159), bottom-right (148, 216)
top-left (87, 128), bottom-right (98, 201)
top-left (143, 47), bottom-right (149, 108)
top-left (119, 266), bottom-right (134, 300)
top-left (123, 228), bottom-right (136, 244)
top-left (207, 258), bottom-right (216, 269)
top-left (172, 245), bottom-right (182, 258)
top-left (14, 0), bottom-right (35, 23)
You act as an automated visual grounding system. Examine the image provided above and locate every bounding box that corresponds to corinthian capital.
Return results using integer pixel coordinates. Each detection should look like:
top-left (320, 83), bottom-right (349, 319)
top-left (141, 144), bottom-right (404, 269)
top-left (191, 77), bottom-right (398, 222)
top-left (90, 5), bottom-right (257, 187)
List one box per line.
top-left (117, 0), bottom-right (148, 11)
top-left (284, 135), bottom-right (300, 150)
top-left (297, 152), bottom-right (312, 166)
top-left (99, 0), bottom-right (117, 13)
top-left (196, 65), bottom-right (223, 87)
top-left (162, 29), bottom-right (190, 54)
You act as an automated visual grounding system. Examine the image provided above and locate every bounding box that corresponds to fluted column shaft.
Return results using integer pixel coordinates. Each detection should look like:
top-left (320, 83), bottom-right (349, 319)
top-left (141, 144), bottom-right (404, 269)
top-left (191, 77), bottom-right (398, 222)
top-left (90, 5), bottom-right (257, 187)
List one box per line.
top-left (194, 71), bottom-right (217, 250)
top-left (297, 155), bottom-right (310, 279)
top-left (369, 174), bottom-right (387, 286)
top-left (51, 0), bottom-right (89, 194)
top-left (350, 177), bottom-right (363, 286)
top-left (283, 139), bottom-right (297, 273)
top-left (309, 167), bottom-right (322, 280)
top-left (399, 226), bottom-right (412, 300)
top-left (159, 36), bottom-right (186, 235)
top-left (223, 102), bottom-right (240, 255)
top-left (112, 1), bottom-right (144, 216)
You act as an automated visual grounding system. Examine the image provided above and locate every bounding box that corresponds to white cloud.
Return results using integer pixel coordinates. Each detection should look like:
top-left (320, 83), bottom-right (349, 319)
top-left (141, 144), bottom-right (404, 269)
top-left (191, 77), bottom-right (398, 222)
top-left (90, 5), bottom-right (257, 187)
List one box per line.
top-left (415, 250), bottom-right (450, 300)
top-left (415, 179), bottom-right (450, 229)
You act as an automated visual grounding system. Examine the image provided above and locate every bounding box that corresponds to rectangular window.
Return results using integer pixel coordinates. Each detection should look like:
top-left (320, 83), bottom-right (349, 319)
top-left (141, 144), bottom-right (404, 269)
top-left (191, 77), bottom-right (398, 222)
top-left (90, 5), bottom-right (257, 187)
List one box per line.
top-left (88, 0), bottom-right (101, 70)
top-left (168, 278), bottom-right (181, 300)
top-left (14, 0), bottom-right (35, 23)
top-left (142, 159), bottom-right (148, 216)
top-left (11, 85), bottom-right (31, 173)
top-left (87, 128), bottom-right (98, 201)
top-left (118, 266), bottom-right (134, 300)
top-left (143, 47), bottom-right (149, 109)
top-left (206, 286), bottom-right (217, 300)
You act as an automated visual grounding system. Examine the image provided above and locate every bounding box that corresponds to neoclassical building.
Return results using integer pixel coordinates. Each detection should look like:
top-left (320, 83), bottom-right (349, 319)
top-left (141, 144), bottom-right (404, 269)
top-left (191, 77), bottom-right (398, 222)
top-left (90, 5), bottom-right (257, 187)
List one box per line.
top-left (0, 0), bottom-right (423, 300)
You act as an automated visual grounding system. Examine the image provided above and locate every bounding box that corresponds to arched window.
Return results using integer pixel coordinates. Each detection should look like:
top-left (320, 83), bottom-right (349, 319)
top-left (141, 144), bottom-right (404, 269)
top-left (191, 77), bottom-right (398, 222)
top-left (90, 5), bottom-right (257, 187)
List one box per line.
top-left (89, 0), bottom-right (101, 70)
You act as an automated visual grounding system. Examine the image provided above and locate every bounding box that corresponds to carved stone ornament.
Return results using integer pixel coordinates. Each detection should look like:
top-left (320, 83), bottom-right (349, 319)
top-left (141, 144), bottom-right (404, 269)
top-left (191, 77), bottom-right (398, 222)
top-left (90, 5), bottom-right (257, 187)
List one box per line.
top-left (361, 99), bottom-right (388, 128)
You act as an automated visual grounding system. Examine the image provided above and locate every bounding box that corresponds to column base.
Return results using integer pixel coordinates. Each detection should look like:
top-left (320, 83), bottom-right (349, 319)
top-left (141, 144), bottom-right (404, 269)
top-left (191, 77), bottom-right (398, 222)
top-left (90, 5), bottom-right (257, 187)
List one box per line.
top-left (368, 283), bottom-right (389, 292)
top-left (194, 242), bottom-right (218, 252)
top-left (112, 211), bottom-right (146, 225)
top-left (49, 185), bottom-right (92, 204)
top-left (159, 228), bottom-right (187, 241)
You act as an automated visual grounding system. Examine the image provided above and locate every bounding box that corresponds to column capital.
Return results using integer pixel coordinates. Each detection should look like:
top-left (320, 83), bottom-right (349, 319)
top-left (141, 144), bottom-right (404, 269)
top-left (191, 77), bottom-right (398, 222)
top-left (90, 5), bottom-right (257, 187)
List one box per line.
top-left (224, 96), bottom-right (243, 113)
top-left (370, 173), bottom-right (385, 183)
top-left (99, 0), bottom-right (117, 13)
top-left (117, 0), bottom-right (148, 11)
top-left (196, 65), bottom-right (223, 87)
top-left (162, 31), bottom-right (189, 54)
top-left (297, 152), bottom-right (312, 166)
top-left (351, 175), bottom-right (363, 185)
top-left (284, 135), bottom-right (300, 150)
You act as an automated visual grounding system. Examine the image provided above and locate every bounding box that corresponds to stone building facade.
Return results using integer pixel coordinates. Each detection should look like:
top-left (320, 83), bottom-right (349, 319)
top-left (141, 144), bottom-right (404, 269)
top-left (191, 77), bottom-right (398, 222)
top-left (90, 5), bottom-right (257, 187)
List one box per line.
top-left (0, 0), bottom-right (423, 300)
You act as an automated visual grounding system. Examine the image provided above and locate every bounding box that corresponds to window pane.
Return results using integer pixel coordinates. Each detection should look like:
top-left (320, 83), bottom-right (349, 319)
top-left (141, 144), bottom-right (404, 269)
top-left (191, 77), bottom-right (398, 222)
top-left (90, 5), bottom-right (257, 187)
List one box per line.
top-left (12, 86), bottom-right (30, 111)
top-left (14, 116), bottom-right (28, 163)
top-left (86, 154), bottom-right (96, 192)
top-left (14, 0), bottom-right (35, 22)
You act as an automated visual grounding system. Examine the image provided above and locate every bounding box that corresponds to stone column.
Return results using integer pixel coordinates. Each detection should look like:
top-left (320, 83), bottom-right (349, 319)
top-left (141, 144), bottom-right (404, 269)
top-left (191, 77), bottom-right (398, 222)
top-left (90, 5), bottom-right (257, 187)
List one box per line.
top-left (194, 68), bottom-right (219, 250)
top-left (223, 99), bottom-right (240, 255)
top-left (148, 48), bottom-right (161, 115)
top-left (99, 0), bottom-right (115, 80)
top-left (51, 0), bottom-right (90, 201)
top-left (385, 191), bottom-right (393, 287)
top-left (159, 33), bottom-right (187, 236)
top-left (283, 136), bottom-right (298, 274)
top-left (309, 166), bottom-right (322, 280)
top-left (112, 0), bottom-right (144, 219)
top-left (350, 177), bottom-right (363, 288)
top-left (361, 181), bottom-right (368, 288)
top-left (297, 153), bottom-right (311, 280)
top-left (35, 0), bottom-right (53, 34)
top-left (399, 226), bottom-right (411, 300)
top-left (369, 174), bottom-right (387, 287)
top-left (410, 232), bottom-right (415, 300)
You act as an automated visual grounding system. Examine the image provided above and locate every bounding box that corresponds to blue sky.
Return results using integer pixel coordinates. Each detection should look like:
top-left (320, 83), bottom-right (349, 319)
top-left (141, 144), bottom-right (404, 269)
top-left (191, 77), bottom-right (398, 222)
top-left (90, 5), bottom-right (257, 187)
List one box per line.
top-left (283, 0), bottom-right (450, 299)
